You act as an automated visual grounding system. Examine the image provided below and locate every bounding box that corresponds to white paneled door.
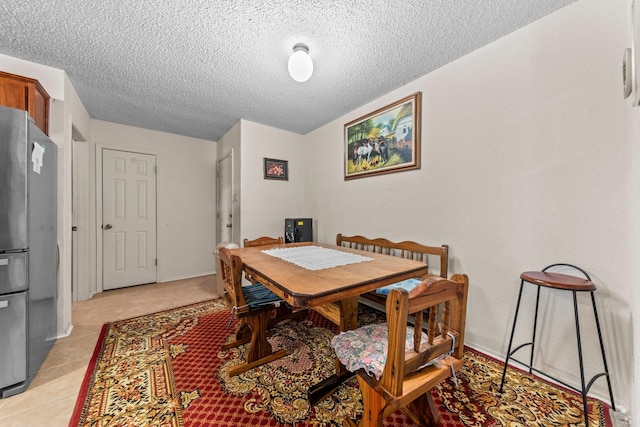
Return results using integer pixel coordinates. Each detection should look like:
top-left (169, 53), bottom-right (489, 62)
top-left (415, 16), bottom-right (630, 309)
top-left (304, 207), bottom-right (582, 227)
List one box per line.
top-left (102, 149), bottom-right (157, 290)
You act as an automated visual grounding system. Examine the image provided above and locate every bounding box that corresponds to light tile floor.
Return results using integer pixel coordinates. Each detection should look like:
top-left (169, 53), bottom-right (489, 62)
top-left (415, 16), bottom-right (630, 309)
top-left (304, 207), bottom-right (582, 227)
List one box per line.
top-left (0, 275), bottom-right (218, 427)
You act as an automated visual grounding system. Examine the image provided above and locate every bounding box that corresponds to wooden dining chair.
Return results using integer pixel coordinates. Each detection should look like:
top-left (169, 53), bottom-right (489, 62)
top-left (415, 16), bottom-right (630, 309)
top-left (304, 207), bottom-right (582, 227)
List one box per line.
top-left (242, 236), bottom-right (284, 283)
top-left (217, 247), bottom-right (289, 376)
top-left (243, 235), bottom-right (284, 248)
top-left (331, 274), bottom-right (469, 427)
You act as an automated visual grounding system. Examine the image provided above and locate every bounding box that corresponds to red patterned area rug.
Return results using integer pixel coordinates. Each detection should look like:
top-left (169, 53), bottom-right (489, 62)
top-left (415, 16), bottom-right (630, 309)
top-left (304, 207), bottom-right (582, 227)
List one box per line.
top-left (70, 299), bottom-right (612, 427)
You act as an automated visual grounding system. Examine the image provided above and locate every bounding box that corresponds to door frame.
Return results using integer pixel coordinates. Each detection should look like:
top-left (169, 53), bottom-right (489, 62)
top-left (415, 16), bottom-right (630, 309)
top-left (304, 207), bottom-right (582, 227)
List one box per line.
top-left (96, 144), bottom-right (160, 293)
top-left (71, 137), bottom-right (79, 301)
top-left (71, 131), bottom-right (96, 302)
top-left (216, 149), bottom-right (234, 245)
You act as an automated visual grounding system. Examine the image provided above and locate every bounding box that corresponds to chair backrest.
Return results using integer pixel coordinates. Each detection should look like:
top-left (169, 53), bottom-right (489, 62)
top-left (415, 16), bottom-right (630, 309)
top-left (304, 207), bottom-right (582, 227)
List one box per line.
top-left (242, 236), bottom-right (284, 283)
top-left (381, 274), bottom-right (468, 397)
top-left (336, 233), bottom-right (449, 278)
top-left (217, 247), bottom-right (247, 313)
top-left (243, 236), bottom-right (284, 248)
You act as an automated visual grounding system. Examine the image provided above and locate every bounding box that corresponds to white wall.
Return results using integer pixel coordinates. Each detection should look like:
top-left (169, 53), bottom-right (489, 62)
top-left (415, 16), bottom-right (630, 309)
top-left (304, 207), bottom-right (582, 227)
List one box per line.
top-left (91, 120), bottom-right (217, 283)
top-left (305, 0), bottom-right (631, 411)
top-left (0, 54), bottom-right (65, 100)
top-left (627, 0), bottom-right (640, 416)
top-left (57, 74), bottom-right (92, 335)
top-left (239, 120), bottom-right (308, 242)
top-left (628, 97), bottom-right (639, 427)
top-left (628, 94), bottom-right (640, 427)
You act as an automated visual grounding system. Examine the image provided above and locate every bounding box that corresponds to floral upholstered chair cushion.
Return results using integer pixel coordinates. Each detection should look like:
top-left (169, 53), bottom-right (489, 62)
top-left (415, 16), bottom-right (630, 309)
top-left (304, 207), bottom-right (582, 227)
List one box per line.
top-left (330, 323), bottom-right (428, 380)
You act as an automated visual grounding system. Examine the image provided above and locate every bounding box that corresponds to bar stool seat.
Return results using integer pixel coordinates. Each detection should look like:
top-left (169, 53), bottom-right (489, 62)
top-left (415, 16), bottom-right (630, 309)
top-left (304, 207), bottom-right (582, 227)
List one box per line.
top-left (499, 264), bottom-right (615, 427)
top-left (520, 271), bottom-right (596, 291)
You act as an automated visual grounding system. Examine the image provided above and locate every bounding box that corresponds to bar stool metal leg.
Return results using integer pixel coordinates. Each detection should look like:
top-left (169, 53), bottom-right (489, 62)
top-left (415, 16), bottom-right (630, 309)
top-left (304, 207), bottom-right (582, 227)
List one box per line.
top-left (529, 284), bottom-right (542, 373)
top-left (500, 280), bottom-right (538, 393)
top-left (589, 291), bottom-right (616, 411)
top-left (500, 279), bottom-right (544, 391)
top-left (572, 290), bottom-right (589, 427)
top-left (500, 280), bottom-right (525, 391)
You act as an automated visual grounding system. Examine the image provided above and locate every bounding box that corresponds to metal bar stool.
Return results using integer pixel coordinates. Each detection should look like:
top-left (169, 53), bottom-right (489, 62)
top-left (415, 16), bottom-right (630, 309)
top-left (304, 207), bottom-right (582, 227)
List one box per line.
top-left (499, 263), bottom-right (615, 427)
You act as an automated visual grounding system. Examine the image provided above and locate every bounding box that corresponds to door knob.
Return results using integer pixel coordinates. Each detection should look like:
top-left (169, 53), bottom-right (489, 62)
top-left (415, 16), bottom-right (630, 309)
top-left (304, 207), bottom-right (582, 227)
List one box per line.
top-left (104, 224), bottom-right (113, 230)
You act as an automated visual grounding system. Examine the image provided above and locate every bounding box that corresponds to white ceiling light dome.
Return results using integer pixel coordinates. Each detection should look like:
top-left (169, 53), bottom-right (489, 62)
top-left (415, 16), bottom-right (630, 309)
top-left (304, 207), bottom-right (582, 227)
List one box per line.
top-left (288, 43), bottom-right (313, 83)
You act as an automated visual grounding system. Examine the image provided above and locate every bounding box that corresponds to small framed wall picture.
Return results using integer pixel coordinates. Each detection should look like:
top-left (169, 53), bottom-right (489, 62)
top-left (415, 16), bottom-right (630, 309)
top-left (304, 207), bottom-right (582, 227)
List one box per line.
top-left (263, 158), bottom-right (288, 180)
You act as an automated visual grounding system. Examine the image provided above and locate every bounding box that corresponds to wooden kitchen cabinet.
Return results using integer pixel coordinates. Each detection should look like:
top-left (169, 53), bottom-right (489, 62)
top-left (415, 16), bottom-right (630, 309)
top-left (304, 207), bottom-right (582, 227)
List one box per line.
top-left (0, 71), bottom-right (50, 135)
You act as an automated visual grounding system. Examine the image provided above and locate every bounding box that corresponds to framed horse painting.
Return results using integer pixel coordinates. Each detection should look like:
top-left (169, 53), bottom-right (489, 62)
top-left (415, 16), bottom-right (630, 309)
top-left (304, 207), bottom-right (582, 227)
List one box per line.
top-left (344, 91), bottom-right (421, 180)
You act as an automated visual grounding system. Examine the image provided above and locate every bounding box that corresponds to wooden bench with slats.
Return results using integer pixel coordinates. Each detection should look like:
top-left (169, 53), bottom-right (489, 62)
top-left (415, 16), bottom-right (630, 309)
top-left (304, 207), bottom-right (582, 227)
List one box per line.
top-left (335, 233), bottom-right (449, 306)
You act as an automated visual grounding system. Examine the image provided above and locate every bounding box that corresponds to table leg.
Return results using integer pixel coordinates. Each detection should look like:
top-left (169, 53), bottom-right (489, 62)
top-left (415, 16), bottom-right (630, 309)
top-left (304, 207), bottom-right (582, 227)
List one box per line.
top-left (309, 296), bottom-right (360, 404)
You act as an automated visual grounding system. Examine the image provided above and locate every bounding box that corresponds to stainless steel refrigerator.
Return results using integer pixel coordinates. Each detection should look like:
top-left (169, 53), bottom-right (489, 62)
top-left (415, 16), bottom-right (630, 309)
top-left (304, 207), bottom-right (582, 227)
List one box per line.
top-left (0, 105), bottom-right (57, 398)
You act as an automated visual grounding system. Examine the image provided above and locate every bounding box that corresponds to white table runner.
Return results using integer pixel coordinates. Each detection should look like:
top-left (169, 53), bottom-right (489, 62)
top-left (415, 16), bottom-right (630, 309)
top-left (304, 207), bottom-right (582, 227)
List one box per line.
top-left (262, 245), bottom-right (372, 271)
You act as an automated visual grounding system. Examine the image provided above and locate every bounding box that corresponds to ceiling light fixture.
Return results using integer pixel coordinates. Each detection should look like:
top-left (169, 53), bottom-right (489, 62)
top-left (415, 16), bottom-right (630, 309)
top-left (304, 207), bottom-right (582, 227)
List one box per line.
top-left (288, 43), bottom-right (313, 82)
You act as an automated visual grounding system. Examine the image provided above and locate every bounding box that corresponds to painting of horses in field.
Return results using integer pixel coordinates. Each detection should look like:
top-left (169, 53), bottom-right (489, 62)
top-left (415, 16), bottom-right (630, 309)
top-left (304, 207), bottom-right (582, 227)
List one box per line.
top-left (344, 91), bottom-right (421, 180)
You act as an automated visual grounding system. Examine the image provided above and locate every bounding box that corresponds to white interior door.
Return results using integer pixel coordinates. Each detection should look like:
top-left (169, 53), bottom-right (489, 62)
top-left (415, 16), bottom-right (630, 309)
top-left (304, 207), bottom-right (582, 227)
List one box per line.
top-left (102, 149), bottom-right (157, 290)
top-left (217, 150), bottom-right (233, 244)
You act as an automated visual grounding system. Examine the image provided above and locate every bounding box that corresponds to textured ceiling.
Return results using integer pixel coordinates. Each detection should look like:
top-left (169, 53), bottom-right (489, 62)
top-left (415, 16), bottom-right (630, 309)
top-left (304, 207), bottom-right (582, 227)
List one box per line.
top-left (0, 0), bottom-right (574, 142)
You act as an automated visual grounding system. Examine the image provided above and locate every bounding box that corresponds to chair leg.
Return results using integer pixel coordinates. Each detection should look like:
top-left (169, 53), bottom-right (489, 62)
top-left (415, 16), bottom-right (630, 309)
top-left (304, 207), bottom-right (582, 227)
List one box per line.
top-left (356, 377), bottom-right (438, 427)
top-left (405, 392), bottom-right (439, 427)
top-left (228, 309), bottom-right (287, 377)
top-left (221, 320), bottom-right (251, 350)
top-left (356, 375), bottom-right (388, 427)
top-left (342, 417), bottom-right (358, 427)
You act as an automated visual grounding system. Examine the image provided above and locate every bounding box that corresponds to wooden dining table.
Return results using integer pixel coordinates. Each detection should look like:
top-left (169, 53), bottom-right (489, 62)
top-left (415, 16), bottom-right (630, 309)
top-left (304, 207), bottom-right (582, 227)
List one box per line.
top-left (229, 241), bottom-right (429, 403)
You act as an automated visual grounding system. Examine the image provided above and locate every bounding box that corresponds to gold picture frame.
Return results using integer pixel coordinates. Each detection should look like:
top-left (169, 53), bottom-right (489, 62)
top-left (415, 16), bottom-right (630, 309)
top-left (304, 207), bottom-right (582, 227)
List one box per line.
top-left (344, 92), bottom-right (421, 180)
